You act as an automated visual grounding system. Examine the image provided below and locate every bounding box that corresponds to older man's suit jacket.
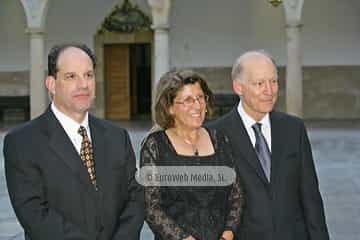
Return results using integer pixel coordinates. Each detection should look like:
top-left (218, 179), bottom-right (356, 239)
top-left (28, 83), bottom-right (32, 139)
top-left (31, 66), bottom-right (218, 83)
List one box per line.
top-left (3, 107), bottom-right (144, 240)
top-left (208, 108), bottom-right (329, 240)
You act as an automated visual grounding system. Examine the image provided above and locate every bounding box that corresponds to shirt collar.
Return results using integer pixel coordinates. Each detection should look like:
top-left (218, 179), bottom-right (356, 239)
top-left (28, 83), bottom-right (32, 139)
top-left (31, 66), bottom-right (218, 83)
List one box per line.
top-left (237, 100), bottom-right (270, 129)
top-left (51, 102), bottom-right (90, 138)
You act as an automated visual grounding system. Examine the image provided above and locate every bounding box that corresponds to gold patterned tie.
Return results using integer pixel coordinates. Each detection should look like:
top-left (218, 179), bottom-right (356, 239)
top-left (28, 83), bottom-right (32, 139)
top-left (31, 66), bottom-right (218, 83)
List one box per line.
top-left (78, 126), bottom-right (97, 189)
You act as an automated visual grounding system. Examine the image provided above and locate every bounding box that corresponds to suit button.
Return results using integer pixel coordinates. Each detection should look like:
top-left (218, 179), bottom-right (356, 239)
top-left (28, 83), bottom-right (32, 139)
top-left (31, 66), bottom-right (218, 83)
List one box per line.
top-left (98, 225), bottom-right (104, 233)
top-left (268, 192), bottom-right (273, 200)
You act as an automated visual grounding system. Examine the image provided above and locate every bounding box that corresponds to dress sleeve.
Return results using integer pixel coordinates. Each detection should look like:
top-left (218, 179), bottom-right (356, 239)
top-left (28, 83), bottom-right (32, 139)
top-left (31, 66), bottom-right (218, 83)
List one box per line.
top-left (221, 132), bottom-right (245, 234)
top-left (140, 134), bottom-right (189, 240)
top-left (224, 174), bottom-right (244, 233)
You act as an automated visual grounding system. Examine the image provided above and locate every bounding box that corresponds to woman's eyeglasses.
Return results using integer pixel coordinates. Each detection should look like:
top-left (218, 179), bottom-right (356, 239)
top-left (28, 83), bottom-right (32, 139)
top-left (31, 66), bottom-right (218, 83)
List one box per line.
top-left (174, 95), bottom-right (209, 107)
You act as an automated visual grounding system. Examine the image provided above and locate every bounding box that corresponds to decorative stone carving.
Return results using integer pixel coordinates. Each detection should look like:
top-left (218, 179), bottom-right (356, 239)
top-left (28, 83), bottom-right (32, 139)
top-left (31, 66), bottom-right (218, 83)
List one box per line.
top-left (98, 0), bottom-right (151, 33)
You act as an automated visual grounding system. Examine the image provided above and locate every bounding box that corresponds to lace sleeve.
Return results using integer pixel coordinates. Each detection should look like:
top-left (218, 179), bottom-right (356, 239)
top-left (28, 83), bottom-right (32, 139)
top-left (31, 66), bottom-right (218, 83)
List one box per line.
top-left (140, 135), bottom-right (189, 240)
top-left (224, 174), bottom-right (244, 233)
top-left (221, 133), bottom-right (245, 234)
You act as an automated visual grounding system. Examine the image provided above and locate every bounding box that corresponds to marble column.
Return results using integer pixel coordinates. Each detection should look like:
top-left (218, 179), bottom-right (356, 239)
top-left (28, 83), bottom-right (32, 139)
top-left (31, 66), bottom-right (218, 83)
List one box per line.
top-left (20, 0), bottom-right (49, 119)
top-left (27, 27), bottom-right (47, 118)
top-left (283, 0), bottom-right (304, 117)
top-left (285, 23), bottom-right (303, 117)
top-left (152, 24), bottom-right (170, 83)
top-left (147, 0), bottom-right (171, 83)
top-left (147, 0), bottom-right (171, 121)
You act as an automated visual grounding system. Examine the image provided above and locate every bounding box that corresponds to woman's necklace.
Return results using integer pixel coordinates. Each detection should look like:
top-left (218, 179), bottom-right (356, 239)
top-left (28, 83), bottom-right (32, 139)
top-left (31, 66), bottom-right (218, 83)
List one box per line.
top-left (182, 137), bottom-right (199, 156)
top-left (174, 129), bottom-right (200, 156)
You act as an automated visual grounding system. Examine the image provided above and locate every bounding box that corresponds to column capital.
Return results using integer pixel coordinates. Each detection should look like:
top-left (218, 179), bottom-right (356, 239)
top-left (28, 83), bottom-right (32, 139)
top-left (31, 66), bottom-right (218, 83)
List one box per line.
top-left (286, 22), bottom-right (303, 28)
top-left (20, 0), bottom-right (49, 29)
top-left (26, 27), bottom-right (45, 35)
top-left (151, 23), bottom-right (170, 31)
top-left (147, 0), bottom-right (171, 27)
top-left (282, 0), bottom-right (304, 26)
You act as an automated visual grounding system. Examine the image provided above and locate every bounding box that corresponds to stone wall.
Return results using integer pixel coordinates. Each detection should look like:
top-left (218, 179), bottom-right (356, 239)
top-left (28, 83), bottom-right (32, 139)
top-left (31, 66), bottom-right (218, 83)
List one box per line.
top-left (303, 66), bottom-right (360, 119)
top-left (1, 66), bottom-right (359, 119)
top-left (194, 66), bottom-right (360, 119)
top-left (0, 72), bottom-right (29, 96)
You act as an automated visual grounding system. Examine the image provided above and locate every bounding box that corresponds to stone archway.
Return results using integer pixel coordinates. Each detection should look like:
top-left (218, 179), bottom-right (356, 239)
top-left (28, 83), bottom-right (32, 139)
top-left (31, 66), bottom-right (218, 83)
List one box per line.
top-left (94, 0), bottom-right (153, 120)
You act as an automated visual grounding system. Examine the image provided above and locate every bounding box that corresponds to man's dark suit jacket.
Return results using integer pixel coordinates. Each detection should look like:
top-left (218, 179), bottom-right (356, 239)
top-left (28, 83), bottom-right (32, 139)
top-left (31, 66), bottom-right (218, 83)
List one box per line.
top-left (3, 107), bottom-right (144, 240)
top-left (208, 107), bottom-right (329, 240)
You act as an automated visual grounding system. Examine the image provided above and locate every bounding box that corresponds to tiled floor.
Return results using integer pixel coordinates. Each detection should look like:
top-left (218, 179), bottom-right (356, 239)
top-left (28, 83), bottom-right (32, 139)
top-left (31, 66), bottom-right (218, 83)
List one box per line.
top-left (1, 120), bottom-right (359, 240)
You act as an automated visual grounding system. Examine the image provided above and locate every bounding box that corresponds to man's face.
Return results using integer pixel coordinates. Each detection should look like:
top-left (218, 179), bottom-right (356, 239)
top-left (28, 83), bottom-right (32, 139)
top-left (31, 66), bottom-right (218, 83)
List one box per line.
top-left (46, 47), bottom-right (95, 123)
top-left (233, 57), bottom-right (278, 121)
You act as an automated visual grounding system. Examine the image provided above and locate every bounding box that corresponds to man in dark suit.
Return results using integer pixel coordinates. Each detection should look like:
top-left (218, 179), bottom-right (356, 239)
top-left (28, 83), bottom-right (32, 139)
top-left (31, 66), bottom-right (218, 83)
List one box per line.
top-left (209, 51), bottom-right (329, 240)
top-left (3, 43), bottom-right (144, 240)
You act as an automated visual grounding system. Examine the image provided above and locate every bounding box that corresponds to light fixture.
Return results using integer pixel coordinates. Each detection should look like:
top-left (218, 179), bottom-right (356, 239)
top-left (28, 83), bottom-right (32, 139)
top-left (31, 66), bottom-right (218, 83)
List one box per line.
top-left (268, 0), bottom-right (282, 7)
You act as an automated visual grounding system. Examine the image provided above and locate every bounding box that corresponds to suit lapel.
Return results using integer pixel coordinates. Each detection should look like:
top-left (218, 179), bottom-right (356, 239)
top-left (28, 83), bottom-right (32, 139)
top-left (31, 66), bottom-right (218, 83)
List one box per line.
top-left (227, 108), bottom-right (269, 185)
top-left (269, 111), bottom-right (284, 185)
top-left (43, 108), bottom-right (98, 196)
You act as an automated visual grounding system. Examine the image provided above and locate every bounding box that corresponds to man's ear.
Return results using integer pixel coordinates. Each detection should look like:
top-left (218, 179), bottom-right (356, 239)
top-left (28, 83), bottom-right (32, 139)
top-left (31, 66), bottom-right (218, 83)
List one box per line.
top-left (233, 80), bottom-right (243, 96)
top-left (46, 76), bottom-right (56, 96)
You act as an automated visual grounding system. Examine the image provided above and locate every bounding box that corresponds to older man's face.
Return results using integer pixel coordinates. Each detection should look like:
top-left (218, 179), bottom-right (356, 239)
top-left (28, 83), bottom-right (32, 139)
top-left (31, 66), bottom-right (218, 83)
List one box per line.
top-left (233, 57), bottom-right (278, 122)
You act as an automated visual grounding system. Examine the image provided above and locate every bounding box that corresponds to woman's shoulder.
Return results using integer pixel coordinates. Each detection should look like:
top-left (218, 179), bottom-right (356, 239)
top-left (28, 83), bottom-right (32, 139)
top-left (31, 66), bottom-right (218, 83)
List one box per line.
top-left (205, 126), bottom-right (234, 165)
top-left (204, 126), bottom-right (230, 145)
top-left (141, 129), bottom-right (166, 149)
top-left (147, 129), bottom-right (165, 140)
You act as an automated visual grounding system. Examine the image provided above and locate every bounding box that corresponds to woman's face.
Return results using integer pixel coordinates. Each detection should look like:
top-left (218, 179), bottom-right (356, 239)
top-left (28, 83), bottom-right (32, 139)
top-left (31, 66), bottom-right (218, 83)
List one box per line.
top-left (169, 82), bottom-right (207, 131)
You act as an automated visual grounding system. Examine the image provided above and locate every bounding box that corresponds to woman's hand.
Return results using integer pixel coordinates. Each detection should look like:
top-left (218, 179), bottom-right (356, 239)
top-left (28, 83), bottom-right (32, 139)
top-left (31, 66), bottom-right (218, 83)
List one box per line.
top-left (220, 230), bottom-right (234, 240)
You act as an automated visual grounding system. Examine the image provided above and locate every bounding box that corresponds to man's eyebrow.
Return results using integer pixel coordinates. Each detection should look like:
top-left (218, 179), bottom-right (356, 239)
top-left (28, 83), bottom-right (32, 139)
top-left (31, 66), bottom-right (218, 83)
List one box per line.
top-left (63, 71), bottom-right (75, 75)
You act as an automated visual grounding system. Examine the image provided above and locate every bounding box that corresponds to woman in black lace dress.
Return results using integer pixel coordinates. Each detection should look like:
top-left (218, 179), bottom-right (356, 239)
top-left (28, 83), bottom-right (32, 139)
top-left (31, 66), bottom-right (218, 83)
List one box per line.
top-left (140, 69), bottom-right (244, 240)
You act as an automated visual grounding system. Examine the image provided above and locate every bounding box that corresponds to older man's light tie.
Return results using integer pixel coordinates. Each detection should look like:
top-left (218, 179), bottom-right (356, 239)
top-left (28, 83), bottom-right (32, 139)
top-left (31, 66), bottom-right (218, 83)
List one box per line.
top-left (252, 123), bottom-right (271, 181)
top-left (78, 126), bottom-right (97, 190)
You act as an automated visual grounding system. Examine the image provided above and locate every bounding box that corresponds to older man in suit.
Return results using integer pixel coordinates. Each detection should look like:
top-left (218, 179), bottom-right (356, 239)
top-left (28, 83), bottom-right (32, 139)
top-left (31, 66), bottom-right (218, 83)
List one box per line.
top-left (3, 43), bottom-right (144, 240)
top-left (209, 51), bottom-right (329, 240)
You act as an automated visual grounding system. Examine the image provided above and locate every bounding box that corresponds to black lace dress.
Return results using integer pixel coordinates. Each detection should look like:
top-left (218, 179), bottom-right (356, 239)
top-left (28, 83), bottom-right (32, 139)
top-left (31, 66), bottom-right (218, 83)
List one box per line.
top-left (140, 128), bottom-right (244, 240)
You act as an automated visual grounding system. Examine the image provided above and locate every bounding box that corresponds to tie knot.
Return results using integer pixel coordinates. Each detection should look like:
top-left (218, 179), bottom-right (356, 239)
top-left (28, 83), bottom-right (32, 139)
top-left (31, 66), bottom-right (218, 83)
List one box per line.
top-left (252, 123), bottom-right (262, 134)
top-left (78, 126), bottom-right (87, 138)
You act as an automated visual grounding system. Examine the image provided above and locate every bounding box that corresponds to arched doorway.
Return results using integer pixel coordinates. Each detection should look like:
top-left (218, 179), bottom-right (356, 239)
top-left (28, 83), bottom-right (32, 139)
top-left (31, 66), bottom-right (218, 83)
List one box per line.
top-left (94, 0), bottom-right (153, 120)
